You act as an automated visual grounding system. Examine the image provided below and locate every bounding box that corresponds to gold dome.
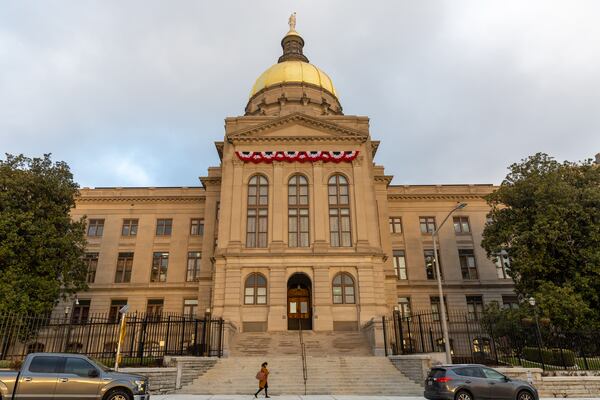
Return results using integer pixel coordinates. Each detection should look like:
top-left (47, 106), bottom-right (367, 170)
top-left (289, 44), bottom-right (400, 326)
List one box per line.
top-left (250, 61), bottom-right (337, 98)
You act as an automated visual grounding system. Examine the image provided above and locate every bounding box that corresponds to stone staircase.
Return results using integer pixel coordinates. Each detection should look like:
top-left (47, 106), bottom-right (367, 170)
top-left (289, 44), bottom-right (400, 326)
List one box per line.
top-left (230, 331), bottom-right (373, 357)
top-left (177, 331), bottom-right (423, 395)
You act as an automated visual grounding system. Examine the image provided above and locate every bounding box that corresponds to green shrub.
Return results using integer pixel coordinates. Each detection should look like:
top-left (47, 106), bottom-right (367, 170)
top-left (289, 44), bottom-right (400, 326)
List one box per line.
top-left (522, 346), bottom-right (576, 366)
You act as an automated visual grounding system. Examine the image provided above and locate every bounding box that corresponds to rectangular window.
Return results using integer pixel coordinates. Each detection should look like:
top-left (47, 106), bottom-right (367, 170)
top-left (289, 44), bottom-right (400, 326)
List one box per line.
top-left (397, 297), bottom-right (411, 318)
top-left (190, 219), bottom-right (204, 236)
top-left (393, 250), bottom-right (407, 280)
top-left (453, 216), bottom-right (471, 234)
top-left (495, 251), bottom-right (511, 279)
top-left (151, 252), bottom-right (169, 282)
top-left (424, 249), bottom-right (442, 280)
top-left (115, 252), bottom-right (133, 283)
top-left (466, 295), bottom-right (484, 320)
top-left (87, 219), bottom-right (104, 237)
top-left (502, 295), bottom-right (519, 310)
top-left (186, 251), bottom-right (201, 282)
top-left (459, 249), bottom-right (479, 280)
top-left (84, 253), bottom-right (98, 283)
top-left (183, 299), bottom-right (198, 317)
top-left (288, 208), bottom-right (310, 247)
top-left (329, 208), bottom-right (352, 247)
top-left (156, 218), bottom-right (173, 236)
top-left (109, 299), bottom-right (127, 322)
top-left (121, 219), bottom-right (138, 236)
top-left (246, 209), bottom-right (268, 248)
top-left (389, 217), bottom-right (402, 233)
top-left (147, 299), bottom-right (164, 319)
top-left (71, 299), bottom-right (91, 324)
top-left (430, 296), bottom-right (448, 321)
top-left (419, 217), bottom-right (436, 234)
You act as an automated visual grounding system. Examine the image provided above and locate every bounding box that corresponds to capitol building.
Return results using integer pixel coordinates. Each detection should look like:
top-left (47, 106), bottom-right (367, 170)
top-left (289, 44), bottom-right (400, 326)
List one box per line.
top-left (69, 21), bottom-right (516, 336)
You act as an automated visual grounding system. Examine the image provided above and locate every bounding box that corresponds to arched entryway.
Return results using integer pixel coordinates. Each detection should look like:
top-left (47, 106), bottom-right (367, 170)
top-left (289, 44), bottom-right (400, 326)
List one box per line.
top-left (287, 273), bottom-right (312, 330)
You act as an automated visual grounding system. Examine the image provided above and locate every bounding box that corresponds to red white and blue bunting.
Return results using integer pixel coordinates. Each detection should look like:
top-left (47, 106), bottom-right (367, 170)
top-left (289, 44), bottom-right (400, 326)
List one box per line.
top-left (235, 151), bottom-right (359, 164)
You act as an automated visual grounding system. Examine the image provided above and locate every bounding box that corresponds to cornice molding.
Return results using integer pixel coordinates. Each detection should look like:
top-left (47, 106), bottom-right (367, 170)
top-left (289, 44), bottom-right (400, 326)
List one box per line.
top-left (388, 193), bottom-right (487, 201)
top-left (76, 195), bottom-right (204, 204)
top-left (374, 175), bottom-right (394, 186)
top-left (371, 141), bottom-right (380, 158)
top-left (227, 112), bottom-right (368, 143)
top-left (200, 176), bottom-right (222, 188)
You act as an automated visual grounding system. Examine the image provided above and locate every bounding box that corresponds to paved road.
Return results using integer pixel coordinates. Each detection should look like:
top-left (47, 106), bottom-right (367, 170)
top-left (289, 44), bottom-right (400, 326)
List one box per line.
top-left (154, 396), bottom-right (600, 400)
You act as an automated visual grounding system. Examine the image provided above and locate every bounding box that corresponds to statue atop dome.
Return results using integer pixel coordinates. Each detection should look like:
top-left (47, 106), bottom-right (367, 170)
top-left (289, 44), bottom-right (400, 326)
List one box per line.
top-left (288, 12), bottom-right (297, 32)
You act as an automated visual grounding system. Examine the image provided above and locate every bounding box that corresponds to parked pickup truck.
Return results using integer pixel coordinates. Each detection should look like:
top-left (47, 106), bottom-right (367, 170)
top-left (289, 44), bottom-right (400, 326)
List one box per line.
top-left (0, 353), bottom-right (149, 400)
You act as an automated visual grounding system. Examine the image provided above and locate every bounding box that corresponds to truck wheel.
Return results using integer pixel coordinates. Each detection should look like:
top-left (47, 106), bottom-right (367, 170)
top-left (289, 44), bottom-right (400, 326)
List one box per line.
top-left (104, 388), bottom-right (132, 400)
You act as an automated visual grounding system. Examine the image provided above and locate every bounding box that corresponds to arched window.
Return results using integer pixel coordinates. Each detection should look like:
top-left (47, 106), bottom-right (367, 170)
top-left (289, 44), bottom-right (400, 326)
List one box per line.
top-left (246, 175), bottom-right (268, 248)
top-left (332, 272), bottom-right (355, 304)
top-left (245, 273), bottom-right (267, 305)
top-left (328, 174), bottom-right (352, 247)
top-left (288, 174), bottom-right (309, 247)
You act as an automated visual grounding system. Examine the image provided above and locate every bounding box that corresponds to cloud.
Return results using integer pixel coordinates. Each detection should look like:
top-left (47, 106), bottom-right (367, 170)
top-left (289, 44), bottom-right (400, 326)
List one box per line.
top-left (1, 1), bottom-right (599, 186)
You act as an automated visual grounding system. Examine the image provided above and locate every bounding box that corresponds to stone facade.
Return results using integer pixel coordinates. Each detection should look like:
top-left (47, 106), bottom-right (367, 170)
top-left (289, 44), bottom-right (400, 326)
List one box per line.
top-left (65, 26), bottom-right (516, 335)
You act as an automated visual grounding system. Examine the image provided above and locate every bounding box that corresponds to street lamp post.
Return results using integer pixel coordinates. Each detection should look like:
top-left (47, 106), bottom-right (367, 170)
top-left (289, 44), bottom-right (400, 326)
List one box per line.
top-left (528, 297), bottom-right (543, 348)
top-left (432, 202), bottom-right (467, 364)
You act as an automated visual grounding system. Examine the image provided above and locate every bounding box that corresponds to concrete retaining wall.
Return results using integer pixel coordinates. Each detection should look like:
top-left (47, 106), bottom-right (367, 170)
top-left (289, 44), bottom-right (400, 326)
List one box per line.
top-left (498, 367), bottom-right (600, 398)
top-left (388, 353), bottom-right (446, 385)
top-left (120, 367), bottom-right (177, 394)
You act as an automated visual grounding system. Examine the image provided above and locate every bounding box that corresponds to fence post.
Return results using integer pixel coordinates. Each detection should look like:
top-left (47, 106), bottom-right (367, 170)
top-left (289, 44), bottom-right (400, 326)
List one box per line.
top-left (398, 315), bottom-right (405, 355)
top-left (465, 314), bottom-right (474, 361)
top-left (179, 317), bottom-right (186, 356)
top-left (219, 319), bottom-right (224, 358)
top-left (418, 314), bottom-right (425, 353)
top-left (407, 316), bottom-right (414, 353)
top-left (193, 319), bottom-right (199, 356)
top-left (392, 312), bottom-right (400, 355)
top-left (164, 316), bottom-right (172, 357)
top-left (382, 317), bottom-right (388, 357)
top-left (489, 318), bottom-right (499, 366)
top-left (534, 325), bottom-right (545, 371)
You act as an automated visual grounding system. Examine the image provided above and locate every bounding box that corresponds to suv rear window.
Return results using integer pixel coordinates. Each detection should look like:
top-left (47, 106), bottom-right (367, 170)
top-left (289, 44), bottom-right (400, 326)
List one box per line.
top-left (429, 368), bottom-right (446, 378)
top-left (29, 356), bottom-right (63, 373)
top-left (454, 367), bottom-right (485, 378)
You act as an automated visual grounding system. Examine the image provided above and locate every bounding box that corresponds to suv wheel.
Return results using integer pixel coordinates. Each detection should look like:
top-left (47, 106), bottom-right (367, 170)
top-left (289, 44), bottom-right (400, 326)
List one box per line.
top-left (517, 390), bottom-right (534, 400)
top-left (105, 389), bottom-right (132, 400)
top-left (456, 390), bottom-right (473, 400)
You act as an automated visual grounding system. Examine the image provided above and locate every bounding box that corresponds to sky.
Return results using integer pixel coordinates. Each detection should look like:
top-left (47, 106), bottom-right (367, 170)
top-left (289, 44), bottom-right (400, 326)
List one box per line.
top-left (1, 1), bottom-right (599, 187)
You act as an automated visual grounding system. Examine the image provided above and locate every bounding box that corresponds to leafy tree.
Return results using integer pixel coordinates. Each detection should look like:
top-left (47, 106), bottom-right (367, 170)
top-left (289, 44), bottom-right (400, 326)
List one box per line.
top-left (0, 154), bottom-right (87, 315)
top-left (482, 153), bottom-right (600, 330)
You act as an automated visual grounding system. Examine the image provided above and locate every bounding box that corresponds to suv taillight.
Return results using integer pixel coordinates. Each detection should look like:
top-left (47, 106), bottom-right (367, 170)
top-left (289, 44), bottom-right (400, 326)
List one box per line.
top-left (435, 377), bottom-right (453, 383)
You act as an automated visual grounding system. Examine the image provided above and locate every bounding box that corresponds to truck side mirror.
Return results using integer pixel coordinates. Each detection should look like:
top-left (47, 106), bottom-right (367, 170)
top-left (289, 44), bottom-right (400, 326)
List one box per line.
top-left (88, 369), bottom-right (99, 378)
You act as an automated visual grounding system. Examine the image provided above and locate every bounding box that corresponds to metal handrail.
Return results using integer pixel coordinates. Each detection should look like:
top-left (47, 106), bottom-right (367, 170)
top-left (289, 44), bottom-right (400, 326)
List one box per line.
top-left (299, 322), bottom-right (308, 395)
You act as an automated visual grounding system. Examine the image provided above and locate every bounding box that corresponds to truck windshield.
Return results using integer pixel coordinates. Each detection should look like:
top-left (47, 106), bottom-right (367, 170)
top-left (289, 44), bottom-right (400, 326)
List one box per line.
top-left (89, 358), bottom-right (112, 372)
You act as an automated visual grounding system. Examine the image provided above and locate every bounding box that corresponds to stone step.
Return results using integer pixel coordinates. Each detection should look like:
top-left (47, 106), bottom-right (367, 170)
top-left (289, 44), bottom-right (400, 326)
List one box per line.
top-left (178, 355), bottom-right (423, 395)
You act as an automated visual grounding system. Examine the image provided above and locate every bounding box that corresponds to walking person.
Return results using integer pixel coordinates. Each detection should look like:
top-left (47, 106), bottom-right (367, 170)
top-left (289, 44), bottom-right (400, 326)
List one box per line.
top-left (254, 362), bottom-right (270, 398)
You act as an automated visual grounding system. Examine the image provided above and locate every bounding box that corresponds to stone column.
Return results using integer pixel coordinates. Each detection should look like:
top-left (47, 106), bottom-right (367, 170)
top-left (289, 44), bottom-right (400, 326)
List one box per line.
top-left (227, 159), bottom-right (245, 251)
top-left (311, 161), bottom-right (328, 251)
top-left (351, 155), bottom-right (370, 250)
top-left (271, 161), bottom-right (285, 251)
top-left (267, 267), bottom-right (287, 331)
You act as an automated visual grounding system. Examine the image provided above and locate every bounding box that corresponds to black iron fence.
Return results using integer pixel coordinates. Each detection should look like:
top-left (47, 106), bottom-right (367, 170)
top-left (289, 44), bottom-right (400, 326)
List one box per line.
top-left (382, 310), bottom-right (600, 371)
top-left (0, 312), bottom-right (224, 367)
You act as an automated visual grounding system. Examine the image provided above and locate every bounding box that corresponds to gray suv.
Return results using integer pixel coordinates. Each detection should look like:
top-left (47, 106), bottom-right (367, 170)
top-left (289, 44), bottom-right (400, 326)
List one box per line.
top-left (424, 364), bottom-right (538, 400)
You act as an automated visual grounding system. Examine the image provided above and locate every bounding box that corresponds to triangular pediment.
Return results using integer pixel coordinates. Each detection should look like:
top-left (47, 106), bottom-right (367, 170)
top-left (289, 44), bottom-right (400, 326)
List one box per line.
top-left (227, 113), bottom-right (368, 142)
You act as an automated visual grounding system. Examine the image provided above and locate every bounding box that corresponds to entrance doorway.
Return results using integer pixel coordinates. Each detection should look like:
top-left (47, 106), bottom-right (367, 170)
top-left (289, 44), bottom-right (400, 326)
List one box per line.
top-left (287, 273), bottom-right (312, 330)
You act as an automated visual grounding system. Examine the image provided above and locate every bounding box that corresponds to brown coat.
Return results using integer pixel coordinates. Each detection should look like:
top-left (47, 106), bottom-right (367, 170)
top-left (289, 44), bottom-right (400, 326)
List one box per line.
top-left (258, 367), bottom-right (269, 388)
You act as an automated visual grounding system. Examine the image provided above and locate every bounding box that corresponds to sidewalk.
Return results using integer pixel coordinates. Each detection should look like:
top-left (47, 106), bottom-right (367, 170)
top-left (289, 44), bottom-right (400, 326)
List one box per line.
top-left (153, 396), bottom-right (600, 400)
